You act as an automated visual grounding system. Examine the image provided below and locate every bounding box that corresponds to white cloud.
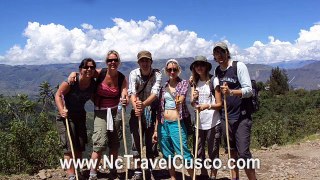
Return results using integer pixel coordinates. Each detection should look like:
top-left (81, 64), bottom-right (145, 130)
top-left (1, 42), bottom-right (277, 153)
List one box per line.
top-left (0, 17), bottom-right (320, 65)
top-left (234, 24), bottom-right (320, 64)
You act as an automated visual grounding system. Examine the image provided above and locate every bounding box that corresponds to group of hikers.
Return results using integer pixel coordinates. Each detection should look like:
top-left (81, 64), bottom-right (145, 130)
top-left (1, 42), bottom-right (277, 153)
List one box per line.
top-left (55, 42), bottom-right (257, 180)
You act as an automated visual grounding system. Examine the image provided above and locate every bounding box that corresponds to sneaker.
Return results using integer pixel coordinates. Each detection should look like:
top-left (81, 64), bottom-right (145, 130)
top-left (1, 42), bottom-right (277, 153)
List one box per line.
top-left (131, 171), bottom-right (142, 180)
top-left (68, 175), bottom-right (76, 180)
top-left (88, 173), bottom-right (98, 180)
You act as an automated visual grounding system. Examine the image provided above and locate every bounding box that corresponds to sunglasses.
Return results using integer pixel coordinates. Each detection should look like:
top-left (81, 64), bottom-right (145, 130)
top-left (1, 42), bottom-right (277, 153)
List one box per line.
top-left (166, 68), bottom-right (178, 73)
top-left (106, 59), bottom-right (119, 63)
top-left (82, 66), bottom-right (96, 70)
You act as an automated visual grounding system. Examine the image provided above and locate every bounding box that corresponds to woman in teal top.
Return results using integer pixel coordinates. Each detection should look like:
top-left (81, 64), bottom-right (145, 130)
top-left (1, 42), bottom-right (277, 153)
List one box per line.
top-left (153, 59), bottom-right (194, 180)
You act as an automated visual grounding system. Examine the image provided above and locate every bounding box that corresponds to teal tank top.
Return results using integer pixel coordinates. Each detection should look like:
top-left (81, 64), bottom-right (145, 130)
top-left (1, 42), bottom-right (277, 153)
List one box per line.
top-left (164, 92), bottom-right (176, 110)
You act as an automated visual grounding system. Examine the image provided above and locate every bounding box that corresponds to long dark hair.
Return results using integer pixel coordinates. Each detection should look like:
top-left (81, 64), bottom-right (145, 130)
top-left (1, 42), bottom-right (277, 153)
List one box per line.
top-left (79, 58), bottom-right (96, 69)
top-left (191, 65), bottom-right (210, 86)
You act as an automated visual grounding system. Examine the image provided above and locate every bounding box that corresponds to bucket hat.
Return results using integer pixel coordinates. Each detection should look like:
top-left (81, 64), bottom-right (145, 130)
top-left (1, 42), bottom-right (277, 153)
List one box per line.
top-left (189, 55), bottom-right (212, 71)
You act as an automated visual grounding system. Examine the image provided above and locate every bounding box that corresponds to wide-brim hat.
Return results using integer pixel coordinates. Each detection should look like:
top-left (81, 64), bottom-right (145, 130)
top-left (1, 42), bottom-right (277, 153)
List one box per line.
top-left (189, 55), bottom-right (212, 71)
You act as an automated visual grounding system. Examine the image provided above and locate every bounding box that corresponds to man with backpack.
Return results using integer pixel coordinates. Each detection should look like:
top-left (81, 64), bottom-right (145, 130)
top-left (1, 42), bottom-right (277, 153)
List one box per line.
top-left (213, 42), bottom-right (257, 180)
top-left (128, 50), bottom-right (162, 180)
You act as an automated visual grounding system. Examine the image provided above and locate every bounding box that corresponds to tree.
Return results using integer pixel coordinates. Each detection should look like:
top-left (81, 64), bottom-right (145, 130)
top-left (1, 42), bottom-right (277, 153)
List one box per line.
top-left (268, 67), bottom-right (289, 95)
top-left (256, 81), bottom-right (266, 91)
top-left (38, 81), bottom-right (55, 113)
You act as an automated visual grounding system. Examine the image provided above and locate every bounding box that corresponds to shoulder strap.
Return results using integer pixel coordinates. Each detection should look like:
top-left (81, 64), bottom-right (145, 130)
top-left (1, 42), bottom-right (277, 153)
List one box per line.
top-left (97, 68), bottom-right (107, 85)
top-left (75, 74), bottom-right (80, 85)
top-left (137, 69), bottom-right (156, 95)
top-left (208, 74), bottom-right (214, 94)
top-left (117, 71), bottom-right (125, 98)
top-left (214, 66), bottom-right (219, 77)
top-left (232, 61), bottom-right (238, 77)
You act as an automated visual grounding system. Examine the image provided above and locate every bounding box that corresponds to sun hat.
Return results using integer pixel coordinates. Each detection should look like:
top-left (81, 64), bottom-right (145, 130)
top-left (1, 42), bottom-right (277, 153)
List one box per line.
top-left (137, 50), bottom-right (152, 61)
top-left (189, 55), bottom-right (212, 71)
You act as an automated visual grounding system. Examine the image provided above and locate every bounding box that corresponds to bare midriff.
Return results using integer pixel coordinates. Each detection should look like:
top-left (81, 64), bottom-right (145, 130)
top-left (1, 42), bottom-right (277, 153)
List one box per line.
top-left (163, 109), bottom-right (179, 121)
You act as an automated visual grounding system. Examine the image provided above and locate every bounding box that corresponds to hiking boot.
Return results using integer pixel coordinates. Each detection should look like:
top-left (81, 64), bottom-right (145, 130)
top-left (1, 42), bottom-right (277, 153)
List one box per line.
top-left (88, 173), bottom-right (98, 180)
top-left (68, 176), bottom-right (76, 180)
top-left (131, 171), bottom-right (142, 180)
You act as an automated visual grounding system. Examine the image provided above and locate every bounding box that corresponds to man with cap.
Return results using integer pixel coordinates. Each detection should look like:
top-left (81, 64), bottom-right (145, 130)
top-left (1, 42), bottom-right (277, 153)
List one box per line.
top-left (213, 42), bottom-right (257, 180)
top-left (128, 50), bottom-right (162, 179)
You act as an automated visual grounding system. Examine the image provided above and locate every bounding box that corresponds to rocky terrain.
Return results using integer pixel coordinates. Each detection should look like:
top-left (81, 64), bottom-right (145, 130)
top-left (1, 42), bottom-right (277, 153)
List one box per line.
top-left (1, 135), bottom-right (319, 180)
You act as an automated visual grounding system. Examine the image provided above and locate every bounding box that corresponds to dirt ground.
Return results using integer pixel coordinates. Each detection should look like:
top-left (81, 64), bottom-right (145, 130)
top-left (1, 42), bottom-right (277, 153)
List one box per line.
top-left (1, 134), bottom-right (320, 180)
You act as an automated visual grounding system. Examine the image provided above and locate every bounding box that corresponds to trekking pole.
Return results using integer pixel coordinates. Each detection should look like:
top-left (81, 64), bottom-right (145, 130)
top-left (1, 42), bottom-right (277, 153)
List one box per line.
top-left (176, 95), bottom-right (185, 180)
top-left (121, 95), bottom-right (128, 180)
top-left (223, 91), bottom-right (232, 179)
top-left (192, 88), bottom-right (199, 180)
top-left (61, 94), bottom-right (79, 180)
top-left (137, 97), bottom-right (146, 180)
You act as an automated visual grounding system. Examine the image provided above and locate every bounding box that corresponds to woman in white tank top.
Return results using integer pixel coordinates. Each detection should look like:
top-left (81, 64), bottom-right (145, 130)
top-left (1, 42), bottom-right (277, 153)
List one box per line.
top-left (190, 55), bottom-right (222, 180)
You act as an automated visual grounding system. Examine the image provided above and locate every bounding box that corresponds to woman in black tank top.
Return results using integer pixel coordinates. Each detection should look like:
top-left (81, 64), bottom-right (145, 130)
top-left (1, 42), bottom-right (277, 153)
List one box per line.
top-left (55, 58), bottom-right (96, 180)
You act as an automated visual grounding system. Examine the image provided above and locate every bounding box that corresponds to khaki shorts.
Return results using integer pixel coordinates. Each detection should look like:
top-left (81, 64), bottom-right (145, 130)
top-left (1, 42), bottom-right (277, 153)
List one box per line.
top-left (92, 108), bottom-right (122, 152)
top-left (56, 112), bottom-right (88, 153)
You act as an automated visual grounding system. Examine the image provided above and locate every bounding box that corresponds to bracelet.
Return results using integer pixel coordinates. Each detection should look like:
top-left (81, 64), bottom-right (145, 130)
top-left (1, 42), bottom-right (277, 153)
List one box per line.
top-left (208, 104), bottom-right (212, 109)
top-left (229, 89), bottom-right (234, 96)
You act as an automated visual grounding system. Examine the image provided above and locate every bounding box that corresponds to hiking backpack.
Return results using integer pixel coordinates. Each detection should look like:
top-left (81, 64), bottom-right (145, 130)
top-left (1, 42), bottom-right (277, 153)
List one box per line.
top-left (215, 61), bottom-right (260, 114)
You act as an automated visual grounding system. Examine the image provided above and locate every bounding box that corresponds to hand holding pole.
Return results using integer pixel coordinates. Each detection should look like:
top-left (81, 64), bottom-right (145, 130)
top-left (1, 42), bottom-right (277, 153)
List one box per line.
top-left (222, 82), bottom-right (232, 179)
top-left (137, 97), bottom-right (145, 180)
top-left (176, 95), bottom-right (185, 180)
top-left (121, 95), bottom-right (128, 180)
top-left (192, 86), bottom-right (199, 180)
top-left (61, 93), bottom-right (79, 180)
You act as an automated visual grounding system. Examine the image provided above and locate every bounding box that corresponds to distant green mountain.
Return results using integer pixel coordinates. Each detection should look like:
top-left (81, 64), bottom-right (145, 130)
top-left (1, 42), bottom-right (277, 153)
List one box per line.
top-left (0, 59), bottom-right (319, 97)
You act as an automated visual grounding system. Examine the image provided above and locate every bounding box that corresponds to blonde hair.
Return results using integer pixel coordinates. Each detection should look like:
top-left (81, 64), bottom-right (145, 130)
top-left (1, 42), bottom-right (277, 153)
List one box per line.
top-left (164, 59), bottom-right (181, 76)
top-left (106, 50), bottom-right (121, 63)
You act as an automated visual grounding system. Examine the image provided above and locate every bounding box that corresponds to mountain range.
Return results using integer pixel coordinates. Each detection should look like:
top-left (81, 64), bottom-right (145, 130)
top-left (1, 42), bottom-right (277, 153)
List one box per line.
top-left (0, 59), bottom-right (319, 97)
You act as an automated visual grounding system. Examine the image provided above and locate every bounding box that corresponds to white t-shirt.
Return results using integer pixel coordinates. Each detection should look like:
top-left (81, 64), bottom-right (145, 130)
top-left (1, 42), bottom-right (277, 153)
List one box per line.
top-left (195, 77), bottom-right (221, 130)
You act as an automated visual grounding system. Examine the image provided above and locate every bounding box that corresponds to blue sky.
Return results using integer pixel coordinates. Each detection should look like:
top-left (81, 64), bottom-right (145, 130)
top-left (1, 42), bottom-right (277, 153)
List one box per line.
top-left (0, 0), bottom-right (319, 65)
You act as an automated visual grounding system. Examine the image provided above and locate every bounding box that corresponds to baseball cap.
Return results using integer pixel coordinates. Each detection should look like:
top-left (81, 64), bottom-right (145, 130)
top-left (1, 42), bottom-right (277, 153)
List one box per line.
top-left (137, 50), bottom-right (152, 61)
top-left (213, 42), bottom-right (228, 51)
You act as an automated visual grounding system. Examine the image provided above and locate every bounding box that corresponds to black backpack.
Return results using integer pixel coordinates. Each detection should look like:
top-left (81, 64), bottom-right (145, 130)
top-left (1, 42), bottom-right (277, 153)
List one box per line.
top-left (250, 79), bottom-right (259, 113)
top-left (215, 61), bottom-right (259, 114)
top-left (95, 68), bottom-right (125, 109)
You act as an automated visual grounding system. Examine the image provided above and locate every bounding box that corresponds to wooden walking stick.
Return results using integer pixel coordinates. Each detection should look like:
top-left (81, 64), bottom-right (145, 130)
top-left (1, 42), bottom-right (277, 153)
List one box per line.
top-left (176, 95), bottom-right (185, 180)
top-left (137, 97), bottom-right (146, 180)
top-left (192, 87), bottom-right (199, 180)
top-left (223, 90), bottom-right (233, 179)
top-left (61, 94), bottom-right (79, 180)
top-left (121, 95), bottom-right (128, 180)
